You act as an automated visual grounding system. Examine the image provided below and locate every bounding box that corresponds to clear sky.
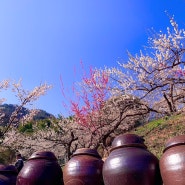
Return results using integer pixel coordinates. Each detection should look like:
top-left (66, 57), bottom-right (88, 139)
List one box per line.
top-left (0, 0), bottom-right (185, 116)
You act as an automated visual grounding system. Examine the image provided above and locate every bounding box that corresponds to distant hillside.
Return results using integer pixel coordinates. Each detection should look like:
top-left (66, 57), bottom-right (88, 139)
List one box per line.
top-left (0, 104), bottom-right (54, 126)
top-left (32, 109), bottom-right (55, 120)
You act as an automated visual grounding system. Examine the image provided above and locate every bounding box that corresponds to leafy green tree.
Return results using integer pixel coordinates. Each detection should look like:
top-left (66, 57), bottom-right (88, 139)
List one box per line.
top-left (18, 122), bottom-right (33, 133)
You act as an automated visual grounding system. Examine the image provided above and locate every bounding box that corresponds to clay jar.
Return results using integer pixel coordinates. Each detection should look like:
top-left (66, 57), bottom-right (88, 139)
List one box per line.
top-left (16, 151), bottom-right (64, 185)
top-left (103, 134), bottom-right (162, 185)
top-left (0, 164), bottom-right (17, 185)
top-left (63, 148), bottom-right (104, 185)
top-left (160, 135), bottom-right (185, 185)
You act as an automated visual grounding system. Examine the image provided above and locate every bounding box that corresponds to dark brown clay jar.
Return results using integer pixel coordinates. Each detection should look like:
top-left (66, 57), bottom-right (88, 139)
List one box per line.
top-left (0, 164), bottom-right (17, 185)
top-left (103, 134), bottom-right (162, 185)
top-left (160, 135), bottom-right (185, 185)
top-left (63, 148), bottom-right (104, 185)
top-left (16, 151), bottom-right (64, 185)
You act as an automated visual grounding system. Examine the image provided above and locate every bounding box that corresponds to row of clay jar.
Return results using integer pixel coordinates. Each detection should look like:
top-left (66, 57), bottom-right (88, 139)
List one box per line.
top-left (0, 133), bottom-right (185, 185)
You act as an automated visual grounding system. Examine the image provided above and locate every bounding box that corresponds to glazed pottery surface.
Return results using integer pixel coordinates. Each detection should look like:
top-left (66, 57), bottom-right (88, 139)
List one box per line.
top-left (63, 148), bottom-right (104, 185)
top-left (103, 134), bottom-right (162, 185)
top-left (160, 135), bottom-right (185, 185)
top-left (0, 164), bottom-right (17, 185)
top-left (16, 151), bottom-right (64, 185)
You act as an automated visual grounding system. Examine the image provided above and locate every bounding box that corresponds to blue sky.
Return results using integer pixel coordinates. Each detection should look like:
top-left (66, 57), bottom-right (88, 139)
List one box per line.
top-left (0, 1), bottom-right (185, 116)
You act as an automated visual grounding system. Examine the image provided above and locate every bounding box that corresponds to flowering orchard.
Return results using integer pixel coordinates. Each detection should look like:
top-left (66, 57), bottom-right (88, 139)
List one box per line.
top-left (60, 16), bottom-right (185, 154)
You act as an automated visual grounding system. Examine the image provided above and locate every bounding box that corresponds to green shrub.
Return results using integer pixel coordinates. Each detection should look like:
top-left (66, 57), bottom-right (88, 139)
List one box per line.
top-left (18, 122), bottom-right (33, 133)
top-left (36, 119), bottom-right (52, 129)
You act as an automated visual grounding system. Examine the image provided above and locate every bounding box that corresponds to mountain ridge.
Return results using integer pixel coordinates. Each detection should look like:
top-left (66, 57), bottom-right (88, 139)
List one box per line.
top-left (0, 103), bottom-right (55, 126)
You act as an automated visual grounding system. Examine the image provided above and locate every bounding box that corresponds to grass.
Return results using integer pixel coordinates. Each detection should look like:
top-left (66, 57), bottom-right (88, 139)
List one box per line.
top-left (128, 113), bottom-right (185, 158)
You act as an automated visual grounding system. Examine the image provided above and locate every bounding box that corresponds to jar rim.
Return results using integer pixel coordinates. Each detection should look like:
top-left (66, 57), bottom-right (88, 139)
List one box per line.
top-left (29, 151), bottom-right (57, 160)
top-left (110, 143), bottom-right (147, 152)
top-left (163, 135), bottom-right (185, 153)
top-left (72, 148), bottom-right (101, 158)
top-left (163, 142), bottom-right (185, 152)
top-left (111, 134), bottom-right (146, 148)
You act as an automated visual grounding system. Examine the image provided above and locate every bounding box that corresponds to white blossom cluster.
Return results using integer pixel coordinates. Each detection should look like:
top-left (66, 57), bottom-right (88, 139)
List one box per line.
top-left (96, 16), bottom-right (185, 116)
top-left (0, 79), bottom-right (10, 104)
top-left (20, 109), bottom-right (41, 125)
top-left (0, 78), bottom-right (52, 135)
top-left (12, 79), bottom-right (52, 105)
top-left (0, 79), bottom-right (9, 89)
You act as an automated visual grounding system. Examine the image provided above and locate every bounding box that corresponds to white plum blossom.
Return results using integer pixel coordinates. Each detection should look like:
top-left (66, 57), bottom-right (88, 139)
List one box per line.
top-left (0, 79), bottom-right (10, 104)
top-left (0, 79), bottom-right (52, 136)
top-left (96, 16), bottom-right (185, 117)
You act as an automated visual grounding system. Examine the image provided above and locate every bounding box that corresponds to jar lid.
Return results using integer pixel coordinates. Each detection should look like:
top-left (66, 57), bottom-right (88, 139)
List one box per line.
top-left (111, 134), bottom-right (146, 150)
top-left (72, 148), bottom-right (101, 158)
top-left (163, 135), bottom-right (185, 152)
top-left (29, 151), bottom-right (57, 160)
top-left (0, 164), bottom-right (17, 174)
